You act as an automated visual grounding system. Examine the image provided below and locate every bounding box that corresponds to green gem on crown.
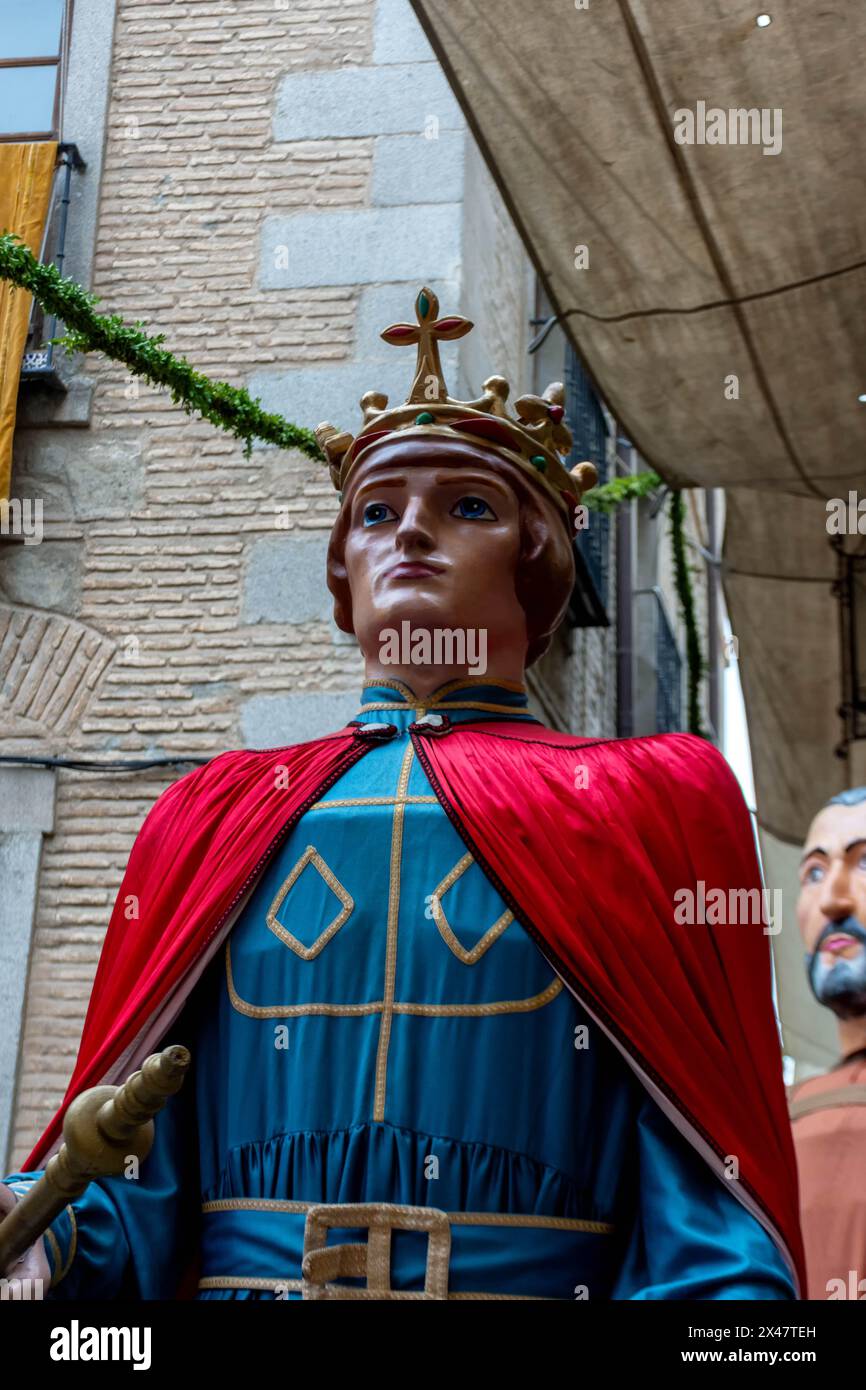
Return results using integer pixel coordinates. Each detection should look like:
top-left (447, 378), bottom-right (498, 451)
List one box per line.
top-left (418, 290), bottom-right (430, 318)
top-left (415, 411), bottom-right (435, 425)
top-left (530, 454), bottom-right (548, 472)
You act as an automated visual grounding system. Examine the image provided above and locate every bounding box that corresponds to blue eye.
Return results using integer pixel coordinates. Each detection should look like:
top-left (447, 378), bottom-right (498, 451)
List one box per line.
top-left (363, 502), bottom-right (396, 527)
top-left (452, 496), bottom-right (496, 520)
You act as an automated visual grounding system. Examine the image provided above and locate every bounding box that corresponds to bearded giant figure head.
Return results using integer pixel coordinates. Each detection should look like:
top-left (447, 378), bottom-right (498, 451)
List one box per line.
top-left (798, 787), bottom-right (866, 1021)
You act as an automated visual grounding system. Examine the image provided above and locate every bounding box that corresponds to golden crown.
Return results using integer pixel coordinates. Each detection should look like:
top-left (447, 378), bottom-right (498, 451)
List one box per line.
top-left (315, 287), bottom-right (598, 531)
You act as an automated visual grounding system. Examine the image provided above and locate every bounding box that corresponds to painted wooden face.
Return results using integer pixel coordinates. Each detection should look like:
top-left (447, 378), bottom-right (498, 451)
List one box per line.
top-left (798, 799), bottom-right (866, 1017)
top-left (338, 437), bottom-right (528, 678)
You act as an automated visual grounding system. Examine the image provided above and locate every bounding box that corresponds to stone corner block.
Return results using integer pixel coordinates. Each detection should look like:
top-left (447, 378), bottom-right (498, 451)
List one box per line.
top-left (371, 128), bottom-right (465, 206)
top-left (274, 62), bottom-right (461, 141)
top-left (260, 203), bottom-right (461, 291)
top-left (373, 0), bottom-right (436, 64)
top-left (241, 690), bottom-right (360, 748)
top-left (0, 766), bottom-right (57, 833)
top-left (243, 533), bottom-right (332, 625)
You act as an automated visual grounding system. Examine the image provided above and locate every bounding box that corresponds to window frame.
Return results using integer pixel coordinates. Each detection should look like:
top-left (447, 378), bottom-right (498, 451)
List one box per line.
top-left (0, 0), bottom-right (74, 142)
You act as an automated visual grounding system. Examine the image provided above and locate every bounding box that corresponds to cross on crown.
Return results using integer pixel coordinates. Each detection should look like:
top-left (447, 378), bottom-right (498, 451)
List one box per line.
top-left (315, 287), bottom-right (599, 529)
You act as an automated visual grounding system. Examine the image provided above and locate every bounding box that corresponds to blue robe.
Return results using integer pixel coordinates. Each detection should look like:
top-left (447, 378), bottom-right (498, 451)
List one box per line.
top-left (6, 682), bottom-right (795, 1299)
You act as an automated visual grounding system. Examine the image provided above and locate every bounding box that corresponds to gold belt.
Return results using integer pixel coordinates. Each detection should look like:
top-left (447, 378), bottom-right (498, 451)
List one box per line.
top-left (302, 1202), bottom-right (450, 1301)
top-left (197, 1199), bottom-right (614, 1301)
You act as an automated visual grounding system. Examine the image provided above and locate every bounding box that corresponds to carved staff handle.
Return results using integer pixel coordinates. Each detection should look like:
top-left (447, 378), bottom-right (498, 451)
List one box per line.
top-left (0, 1044), bottom-right (190, 1273)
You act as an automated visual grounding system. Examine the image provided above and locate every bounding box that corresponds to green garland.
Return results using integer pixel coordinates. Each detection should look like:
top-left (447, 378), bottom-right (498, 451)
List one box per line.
top-left (668, 489), bottom-right (706, 737)
top-left (0, 232), bottom-right (322, 461)
top-left (582, 469), bottom-right (661, 514)
top-left (2, 231), bottom-right (704, 733)
top-left (587, 471), bottom-right (705, 737)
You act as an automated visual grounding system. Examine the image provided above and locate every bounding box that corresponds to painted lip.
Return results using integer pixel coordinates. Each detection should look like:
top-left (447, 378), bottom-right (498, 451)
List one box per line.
top-left (821, 933), bottom-right (860, 954)
top-left (385, 561), bottom-right (445, 579)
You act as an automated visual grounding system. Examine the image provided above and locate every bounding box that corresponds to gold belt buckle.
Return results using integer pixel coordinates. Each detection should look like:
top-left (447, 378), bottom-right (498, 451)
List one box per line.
top-left (301, 1202), bottom-right (451, 1300)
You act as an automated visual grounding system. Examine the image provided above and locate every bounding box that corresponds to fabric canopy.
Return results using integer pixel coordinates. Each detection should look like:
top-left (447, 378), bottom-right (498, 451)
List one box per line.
top-left (413, 0), bottom-right (866, 842)
top-left (723, 488), bottom-right (863, 843)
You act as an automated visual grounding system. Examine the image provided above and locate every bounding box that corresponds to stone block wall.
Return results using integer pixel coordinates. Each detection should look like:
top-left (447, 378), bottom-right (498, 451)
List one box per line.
top-left (3, 0), bottom-right (612, 1163)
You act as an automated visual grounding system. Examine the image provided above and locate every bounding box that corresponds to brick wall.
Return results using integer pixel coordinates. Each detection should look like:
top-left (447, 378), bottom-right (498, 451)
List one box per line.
top-left (8, 0), bottom-right (381, 1160)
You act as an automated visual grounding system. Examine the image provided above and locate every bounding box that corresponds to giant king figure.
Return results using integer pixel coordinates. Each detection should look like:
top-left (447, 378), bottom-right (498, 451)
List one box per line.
top-left (2, 290), bottom-right (805, 1301)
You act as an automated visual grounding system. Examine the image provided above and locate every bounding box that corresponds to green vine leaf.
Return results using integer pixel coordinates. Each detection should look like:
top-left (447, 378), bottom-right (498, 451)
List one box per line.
top-left (582, 470), bottom-right (662, 513)
top-left (1, 231), bottom-right (705, 736)
top-left (0, 231), bottom-right (324, 463)
top-left (668, 489), bottom-right (706, 738)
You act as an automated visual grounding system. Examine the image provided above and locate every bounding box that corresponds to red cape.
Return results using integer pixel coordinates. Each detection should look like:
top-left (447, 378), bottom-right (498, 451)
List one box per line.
top-left (23, 720), bottom-right (805, 1294)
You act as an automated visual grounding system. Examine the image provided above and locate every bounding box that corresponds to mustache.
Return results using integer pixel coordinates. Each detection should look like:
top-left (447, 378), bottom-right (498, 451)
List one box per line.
top-left (811, 911), bottom-right (866, 1000)
top-left (811, 917), bottom-right (866, 955)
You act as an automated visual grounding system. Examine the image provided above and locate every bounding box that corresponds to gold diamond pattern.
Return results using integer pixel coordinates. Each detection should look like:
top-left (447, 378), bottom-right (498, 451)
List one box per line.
top-left (266, 845), bottom-right (354, 961)
top-left (429, 852), bottom-right (513, 965)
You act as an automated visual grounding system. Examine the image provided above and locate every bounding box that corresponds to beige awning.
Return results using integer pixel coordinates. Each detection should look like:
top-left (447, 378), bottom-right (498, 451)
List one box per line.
top-left (413, 0), bottom-right (866, 841)
top-left (723, 488), bottom-right (856, 843)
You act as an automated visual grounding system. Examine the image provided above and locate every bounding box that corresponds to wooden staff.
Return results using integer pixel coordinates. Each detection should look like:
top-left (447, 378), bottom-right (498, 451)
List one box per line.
top-left (0, 1044), bottom-right (190, 1273)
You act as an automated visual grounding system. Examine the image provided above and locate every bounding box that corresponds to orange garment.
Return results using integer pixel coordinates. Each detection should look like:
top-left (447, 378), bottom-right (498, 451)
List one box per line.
top-left (790, 1052), bottom-right (866, 1300)
top-left (0, 141), bottom-right (58, 501)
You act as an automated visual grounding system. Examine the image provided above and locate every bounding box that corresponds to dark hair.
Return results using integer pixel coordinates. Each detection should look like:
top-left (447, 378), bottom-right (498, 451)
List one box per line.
top-left (326, 444), bottom-right (576, 667)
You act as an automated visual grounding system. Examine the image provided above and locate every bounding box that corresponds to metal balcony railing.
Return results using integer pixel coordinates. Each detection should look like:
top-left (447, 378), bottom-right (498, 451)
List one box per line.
top-left (20, 141), bottom-right (86, 390)
top-left (565, 347), bottom-right (609, 600)
top-left (635, 586), bottom-right (684, 733)
top-left (563, 346), bottom-right (611, 627)
top-left (831, 537), bottom-right (866, 758)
